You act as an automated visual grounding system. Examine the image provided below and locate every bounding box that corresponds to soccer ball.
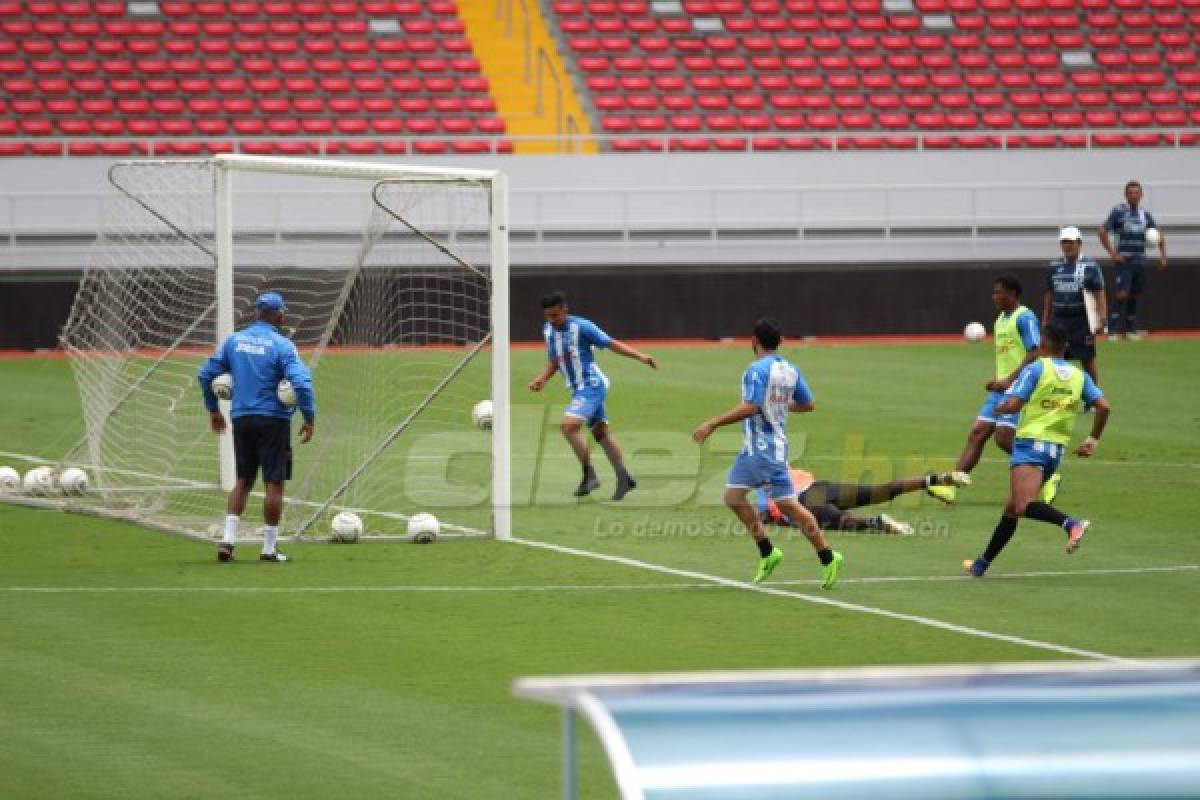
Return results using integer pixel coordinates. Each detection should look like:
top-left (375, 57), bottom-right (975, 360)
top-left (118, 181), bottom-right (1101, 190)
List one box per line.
top-left (277, 379), bottom-right (297, 407)
top-left (407, 512), bottom-right (439, 543)
top-left (471, 399), bottom-right (494, 431)
top-left (1145, 227), bottom-right (1161, 247)
top-left (59, 467), bottom-right (89, 495)
top-left (212, 373), bottom-right (233, 400)
top-left (0, 466), bottom-right (19, 492)
top-left (964, 322), bottom-right (987, 342)
top-left (330, 511), bottom-right (363, 543)
top-left (22, 466), bottom-right (56, 496)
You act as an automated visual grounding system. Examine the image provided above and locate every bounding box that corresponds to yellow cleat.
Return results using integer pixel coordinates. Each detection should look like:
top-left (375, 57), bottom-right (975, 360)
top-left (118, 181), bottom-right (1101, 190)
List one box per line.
top-left (926, 484), bottom-right (957, 505)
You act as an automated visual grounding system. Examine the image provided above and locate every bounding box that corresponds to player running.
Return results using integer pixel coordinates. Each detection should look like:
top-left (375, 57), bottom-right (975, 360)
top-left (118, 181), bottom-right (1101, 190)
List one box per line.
top-left (528, 291), bottom-right (657, 501)
top-left (757, 467), bottom-right (970, 535)
top-left (928, 275), bottom-right (1040, 505)
top-left (1043, 226), bottom-right (1106, 386)
top-left (963, 323), bottom-right (1110, 577)
top-left (197, 292), bottom-right (315, 563)
top-left (1098, 179), bottom-right (1168, 341)
top-left (692, 319), bottom-right (843, 588)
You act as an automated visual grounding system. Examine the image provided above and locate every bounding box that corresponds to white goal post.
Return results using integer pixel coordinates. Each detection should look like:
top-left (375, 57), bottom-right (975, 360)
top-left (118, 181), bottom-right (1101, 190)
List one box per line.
top-left (52, 154), bottom-right (510, 543)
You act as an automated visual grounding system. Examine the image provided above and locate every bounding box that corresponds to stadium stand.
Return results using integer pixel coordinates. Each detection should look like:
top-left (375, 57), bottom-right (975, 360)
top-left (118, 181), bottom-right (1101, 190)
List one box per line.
top-left (0, 0), bottom-right (511, 155)
top-left (546, 0), bottom-right (1200, 151)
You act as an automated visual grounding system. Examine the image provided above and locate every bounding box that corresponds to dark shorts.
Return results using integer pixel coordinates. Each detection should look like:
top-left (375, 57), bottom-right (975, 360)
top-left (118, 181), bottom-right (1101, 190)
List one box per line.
top-left (233, 415), bottom-right (292, 484)
top-left (1052, 315), bottom-right (1095, 364)
top-left (801, 480), bottom-right (892, 510)
top-left (1113, 257), bottom-right (1147, 295)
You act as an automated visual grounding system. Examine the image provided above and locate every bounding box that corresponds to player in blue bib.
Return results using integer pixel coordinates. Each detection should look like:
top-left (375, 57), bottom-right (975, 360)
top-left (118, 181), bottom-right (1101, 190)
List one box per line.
top-left (529, 291), bottom-right (657, 500)
top-left (1043, 226), bottom-right (1106, 385)
top-left (692, 318), bottom-right (843, 589)
top-left (1097, 180), bottom-right (1168, 341)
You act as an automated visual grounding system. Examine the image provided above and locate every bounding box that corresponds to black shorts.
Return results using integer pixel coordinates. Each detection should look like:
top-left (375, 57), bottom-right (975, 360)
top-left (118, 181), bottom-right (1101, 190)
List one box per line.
top-left (1053, 316), bottom-right (1096, 363)
top-left (233, 415), bottom-right (293, 484)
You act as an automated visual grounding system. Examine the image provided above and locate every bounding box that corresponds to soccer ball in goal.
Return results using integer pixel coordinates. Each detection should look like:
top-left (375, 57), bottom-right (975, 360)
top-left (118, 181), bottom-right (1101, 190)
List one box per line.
top-left (52, 155), bottom-right (511, 543)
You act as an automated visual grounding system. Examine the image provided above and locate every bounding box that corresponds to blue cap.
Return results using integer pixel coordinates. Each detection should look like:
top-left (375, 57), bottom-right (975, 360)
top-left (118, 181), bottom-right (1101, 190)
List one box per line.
top-left (255, 292), bottom-right (287, 312)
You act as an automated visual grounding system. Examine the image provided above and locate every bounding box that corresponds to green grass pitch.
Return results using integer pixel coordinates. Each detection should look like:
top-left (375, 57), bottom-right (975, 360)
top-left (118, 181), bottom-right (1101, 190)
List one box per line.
top-left (2, 339), bottom-right (1199, 798)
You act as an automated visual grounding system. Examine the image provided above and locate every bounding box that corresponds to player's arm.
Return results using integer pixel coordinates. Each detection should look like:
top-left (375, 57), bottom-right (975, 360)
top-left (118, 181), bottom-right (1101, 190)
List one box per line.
top-left (692, 401), bottom-right (758, 444)
top-left (789, 372), bottom-right (815, 413)
top-left (1085, 264), bottom-right (1107, 335)
top-left (1075, 377), bottom-right (1108, 457)
top-left (282, 344), bottom-right (316, 443)
top-left (608, 339), bottom-right (657, 369)
top-left (1148, 214), bottom-right (1167, 270)
top-left (1098, 211), bottom-right (1124, 263)
top-left (1041, 288), bottom-right (1053, 326)
top-left (528, 359), bottom-right (557, 392)
top-left (197, 340), bottom-right (231, 434)
top-left (995, 361), bottom-right (1041, 415)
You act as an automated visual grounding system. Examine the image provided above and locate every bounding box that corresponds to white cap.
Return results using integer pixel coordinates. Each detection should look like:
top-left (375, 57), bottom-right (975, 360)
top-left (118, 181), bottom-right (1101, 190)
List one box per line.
top-left (1058, 226), bottom-right (1083, 241)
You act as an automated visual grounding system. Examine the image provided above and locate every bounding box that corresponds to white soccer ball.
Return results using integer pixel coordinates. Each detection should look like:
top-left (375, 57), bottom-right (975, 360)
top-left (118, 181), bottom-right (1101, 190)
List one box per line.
top-left (22, 466), bottom-right (56, 496)
top-left (59, 467), bottom-right (89, 495)
top-left (0, 466), bottom-right (20, 492)
top-left (407, 512), bottom-right (439, 543)
top-left (212, 373), bottom-right (233, 400)
top-left (471, 399), bottom-right (494, 431)
top-left (277, 379), bottom-right (297, 407)
top-left (331, 511), bottom-right (363, 543)
top-left (1145, 227), bottom-right (1161, 247)
top-left (964, 322), bottom-right (987, 342)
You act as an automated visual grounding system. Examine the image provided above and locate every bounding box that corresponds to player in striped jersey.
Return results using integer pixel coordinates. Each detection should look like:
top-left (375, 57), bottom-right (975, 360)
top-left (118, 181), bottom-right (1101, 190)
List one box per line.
top-left (692, 319), bottom-right (843, 588)
top-left (928, 275), bottom-right (1040, 505)
top-left (1098, 180), bottom-right (1168, 341)
top-left (529, 291), bottom-right (657, 500)
top-left (963, 323), bottom-right (1111, 577)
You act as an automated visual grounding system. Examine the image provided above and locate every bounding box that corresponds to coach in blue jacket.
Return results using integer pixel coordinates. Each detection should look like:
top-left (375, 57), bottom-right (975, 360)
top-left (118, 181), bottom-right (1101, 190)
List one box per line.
top-left (198, 292), bottom-right (316, 563)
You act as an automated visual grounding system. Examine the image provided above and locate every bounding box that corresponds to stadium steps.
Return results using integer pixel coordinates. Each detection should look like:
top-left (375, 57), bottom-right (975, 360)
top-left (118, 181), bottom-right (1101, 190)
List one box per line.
top-left (457, 0), bottom-right (596, 153)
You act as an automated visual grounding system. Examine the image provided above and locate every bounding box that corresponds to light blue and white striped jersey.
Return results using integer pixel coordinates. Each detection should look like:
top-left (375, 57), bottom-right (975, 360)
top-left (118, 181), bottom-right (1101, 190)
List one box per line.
top-left (1104, 202), bottom-right (1158, 257)
top-left (740, 353), bottom-right (813, 464)
top-left (543, 315), bottom-right (613, 394)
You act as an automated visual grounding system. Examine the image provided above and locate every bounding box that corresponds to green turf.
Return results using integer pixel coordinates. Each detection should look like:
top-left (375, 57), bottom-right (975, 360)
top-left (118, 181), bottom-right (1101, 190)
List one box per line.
top-left (2, 339), bottom-right (1199, 797)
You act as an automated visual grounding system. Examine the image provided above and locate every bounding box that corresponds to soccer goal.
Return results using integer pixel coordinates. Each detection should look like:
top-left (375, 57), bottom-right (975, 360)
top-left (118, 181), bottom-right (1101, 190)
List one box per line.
top-left (54, 154), bottom-right (510, 543)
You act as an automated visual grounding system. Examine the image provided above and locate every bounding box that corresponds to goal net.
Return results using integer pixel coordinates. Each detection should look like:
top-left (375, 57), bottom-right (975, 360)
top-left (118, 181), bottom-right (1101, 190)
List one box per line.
top-left (55, 155), bottom-right (510, 542)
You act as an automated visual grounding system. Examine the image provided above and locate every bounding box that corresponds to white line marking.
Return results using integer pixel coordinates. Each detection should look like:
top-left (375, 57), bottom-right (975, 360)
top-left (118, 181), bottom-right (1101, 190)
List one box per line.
top-left (4, 565), bottom-right (1193, 594)
top-left (509, 537), bottom-right (1139, 663)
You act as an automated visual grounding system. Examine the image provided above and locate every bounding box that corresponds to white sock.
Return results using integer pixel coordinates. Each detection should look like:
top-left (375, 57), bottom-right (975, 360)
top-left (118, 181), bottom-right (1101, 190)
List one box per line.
top-left (223, 514), bottom-right (239, 545)
top-left (262, 525), bottom-right (279, 555)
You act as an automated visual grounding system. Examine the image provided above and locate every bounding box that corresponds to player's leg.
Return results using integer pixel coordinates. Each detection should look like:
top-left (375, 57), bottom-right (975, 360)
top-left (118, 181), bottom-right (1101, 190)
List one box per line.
top-left (725, 455), bottom-right (788, 583)
top-left (1018, 448), bottom-right (1089, 553)
top-left (774, 494), bottom-right (844, 587)
top-left (218, 416), bottom-right (258, 562)
top-left (591, 401), bottom-right (636, 500)
top-left (1108, 267), bottom-right (1130, 338)
top-left (928, 413), bottom-right (992, 505)
top-left (963, 464), bottom-right (1035, 576)
top-left (256, 418), bottom-right (293, 562)
top-left (1124, 263), bottom-right (1146, 339)
top-left (560, 412), bottom-right (597, 496)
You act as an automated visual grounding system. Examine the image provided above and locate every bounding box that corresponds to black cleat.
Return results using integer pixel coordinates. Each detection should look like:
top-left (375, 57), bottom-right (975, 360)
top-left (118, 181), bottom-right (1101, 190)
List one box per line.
top-left (574, 473), bottom-right (600, 497)
top-left (259, 552), bottom-right (289, 563)
top-left (612, 474), bottom-right (637, 502)
top-left (217, 544), bottom-right (234, 562)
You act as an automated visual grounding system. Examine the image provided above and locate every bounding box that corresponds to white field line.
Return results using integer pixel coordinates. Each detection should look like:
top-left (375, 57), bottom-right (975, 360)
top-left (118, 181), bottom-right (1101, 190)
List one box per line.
top-left (3, 565), bottom-right (1194, 594)
top-left (509, 537), bottom-right (1141, 663)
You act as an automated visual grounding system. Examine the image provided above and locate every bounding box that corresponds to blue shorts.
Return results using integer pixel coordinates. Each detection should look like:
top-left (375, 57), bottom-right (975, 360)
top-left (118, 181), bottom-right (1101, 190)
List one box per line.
top-left (563, 386), bottom-right (607, 429)
top-left (727, 452), bottom-right (796, 500)
top-left (977, 391), bottom-right (1018, 429)
top-left (1113, 255), bottom-right (1147, 295)
top-left (1010, 438), bottom-right (1066, 479)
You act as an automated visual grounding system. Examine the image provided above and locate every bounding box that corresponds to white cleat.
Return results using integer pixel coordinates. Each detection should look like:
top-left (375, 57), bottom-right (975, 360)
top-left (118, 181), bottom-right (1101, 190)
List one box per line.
top-left (880, 513), bottom-right (915, 536)
top-left (947, 470), bottom-right (972, 488)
